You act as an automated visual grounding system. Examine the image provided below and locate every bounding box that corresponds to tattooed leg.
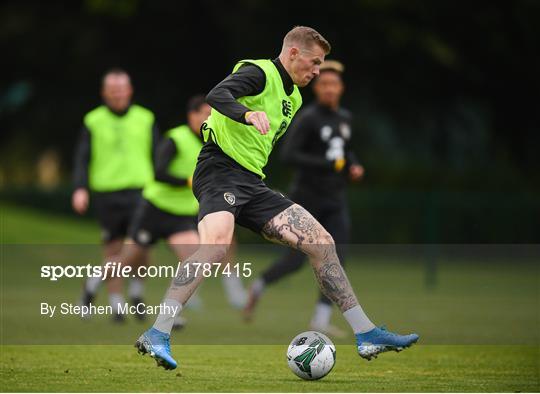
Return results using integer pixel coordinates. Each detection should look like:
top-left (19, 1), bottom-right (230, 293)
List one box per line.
top-left (262, 204), bottom-right (359, 312)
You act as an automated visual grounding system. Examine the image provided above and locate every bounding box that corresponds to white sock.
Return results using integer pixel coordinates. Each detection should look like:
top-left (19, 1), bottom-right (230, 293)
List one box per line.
top-left (251, 277), bottom-right (265, 297)
top-left (153, 299), bottom-right (183, 334)
top-left (311, 302), bottom-right (332, 329)
top-left (85, 276), bottom-right (102, 294)
top-left (343, 305), bottom-right (376, 334)
top-left (222, 275), bottom-right (247, 308)
top-left (128, 278), bottom-right (144, 300)
top-left (109, 293), bottom-right (125, 315)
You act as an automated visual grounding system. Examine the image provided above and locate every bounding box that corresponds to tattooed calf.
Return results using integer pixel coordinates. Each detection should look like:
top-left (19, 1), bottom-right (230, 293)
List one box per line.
top-left (315, 262), bottom-right (358, 311)
top-left (173, 262), bottom-right (196, 287)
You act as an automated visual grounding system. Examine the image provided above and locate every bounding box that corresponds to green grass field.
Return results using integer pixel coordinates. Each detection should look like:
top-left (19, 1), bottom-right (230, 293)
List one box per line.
top-left (1, 203), bottom-right (539, 392)
top-left (1, 345), bottom-right (538, 392)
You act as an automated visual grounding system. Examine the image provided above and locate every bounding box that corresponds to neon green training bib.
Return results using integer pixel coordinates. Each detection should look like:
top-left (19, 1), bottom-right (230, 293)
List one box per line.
top-left (143, 125), bottom-right (202, 216)
top-left (85, 105), bottom-right (154, 192)
top-left (202, 59), bottom-right (302, 178)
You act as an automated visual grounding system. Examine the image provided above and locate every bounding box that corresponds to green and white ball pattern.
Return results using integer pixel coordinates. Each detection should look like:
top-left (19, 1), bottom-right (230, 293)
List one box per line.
top-left (286, 331), bottom-right (336, 380)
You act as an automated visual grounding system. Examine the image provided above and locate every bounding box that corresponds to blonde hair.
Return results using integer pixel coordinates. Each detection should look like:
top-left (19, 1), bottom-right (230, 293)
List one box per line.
top-left (320, 60), bottom-right (344, 73)
top-left (283, 26), bottom-right (331, 54)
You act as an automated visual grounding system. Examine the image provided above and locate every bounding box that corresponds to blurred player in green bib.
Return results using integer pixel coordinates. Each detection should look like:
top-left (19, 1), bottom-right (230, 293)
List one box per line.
top-left (82, 95), bottom-right (247, 323)
top-left (73, 68), bottom-right (159, 318)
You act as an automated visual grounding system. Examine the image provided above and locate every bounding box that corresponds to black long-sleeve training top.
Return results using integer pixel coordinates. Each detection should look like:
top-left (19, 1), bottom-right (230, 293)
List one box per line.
top-left (205, 58), bottom-right (293, 124)
top-left (280, 102), bottom-right (360, 197)
top-left (152, 138), bottom-right (188, 186)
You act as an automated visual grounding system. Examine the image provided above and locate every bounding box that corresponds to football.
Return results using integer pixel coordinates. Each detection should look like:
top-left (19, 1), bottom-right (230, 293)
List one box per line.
top-left (286, 331), bottom-right (336, 380)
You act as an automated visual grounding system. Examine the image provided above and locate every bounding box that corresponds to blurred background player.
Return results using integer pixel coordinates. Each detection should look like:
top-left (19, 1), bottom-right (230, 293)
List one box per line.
top-left (73, 68), bottom-right (160, 316)
top-left (96, 95), bottom-right (247, 323)
top-left (243, 60), bottom-right (364, 337)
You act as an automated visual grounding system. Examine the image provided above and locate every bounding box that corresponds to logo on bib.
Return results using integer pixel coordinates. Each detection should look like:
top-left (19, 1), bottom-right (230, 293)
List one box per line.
top-left (272, 120), bottom-right (288, 146)
top-left (224, 192), bottom-right (236, 205)
top-left (282, 100), bottom-right (292, 117)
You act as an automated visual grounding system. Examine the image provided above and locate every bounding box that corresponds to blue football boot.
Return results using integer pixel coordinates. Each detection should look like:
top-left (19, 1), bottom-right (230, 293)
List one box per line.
top-left (356, 326), bottom-right (419, 360)
top-left (135, 328), bottom-right (177, 370)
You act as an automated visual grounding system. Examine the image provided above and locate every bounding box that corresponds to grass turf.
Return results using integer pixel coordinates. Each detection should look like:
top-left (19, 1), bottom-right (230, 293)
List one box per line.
top-left (1, 202), bottom-right (99, 243)
top-left (1, 203), bottom-right (539, 391)
top-left (1, 345), bottom-right (539, 392)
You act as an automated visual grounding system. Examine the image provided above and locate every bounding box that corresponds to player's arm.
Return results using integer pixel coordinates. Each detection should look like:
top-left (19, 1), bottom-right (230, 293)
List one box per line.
top-left (343, 115), bottom-right (364, 181)
top-left (151, 120), bottom-right (161, 168)
top-left (153, 137), bottom-right (190, 187)
top-left (280, 111), bottom-right (335, 170)
top-left (206, 64), bottom-right (270, 134)
top-left (72, 125), bottom-right (91, 214)
top-left (346, 151), bottom-right (364, 181)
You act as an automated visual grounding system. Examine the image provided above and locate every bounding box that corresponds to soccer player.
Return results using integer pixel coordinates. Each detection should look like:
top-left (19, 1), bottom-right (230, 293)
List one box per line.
top-left (73, 68), bottom-right (159, 317)
top-left (136, 26), bottom-right (418, 370)
top-left (243, 60), bottom-right (363, 337)
top-left (104, 95), bottom-right (247, 324)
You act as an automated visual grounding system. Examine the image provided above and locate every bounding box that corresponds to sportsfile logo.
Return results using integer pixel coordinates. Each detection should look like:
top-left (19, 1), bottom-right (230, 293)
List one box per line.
top-left (40, 261), bottom-right (252, 281)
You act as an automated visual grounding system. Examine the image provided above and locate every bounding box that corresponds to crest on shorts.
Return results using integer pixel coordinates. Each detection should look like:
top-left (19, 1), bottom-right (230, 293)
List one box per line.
top-left (223, 192), bottom-right (236, 205)
top-left (136, 229), bottom-right (151, 245)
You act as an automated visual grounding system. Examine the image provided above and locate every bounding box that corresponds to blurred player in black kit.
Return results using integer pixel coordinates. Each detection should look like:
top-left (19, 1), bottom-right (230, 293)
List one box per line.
top-left (244, 60), bottom-right (365, 337)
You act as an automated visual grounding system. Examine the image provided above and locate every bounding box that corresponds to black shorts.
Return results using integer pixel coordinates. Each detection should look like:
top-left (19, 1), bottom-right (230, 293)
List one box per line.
top-left (93, 189), bottom-right (143, 242)
top-left (192, 142), bottom-right (294, 234)
top-left (128, 199), bottom-right (197, 246)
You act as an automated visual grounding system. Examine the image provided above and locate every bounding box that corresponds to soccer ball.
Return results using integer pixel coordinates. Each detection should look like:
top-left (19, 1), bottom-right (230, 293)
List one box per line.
top-left (286, 331), bottom-right (336, 380)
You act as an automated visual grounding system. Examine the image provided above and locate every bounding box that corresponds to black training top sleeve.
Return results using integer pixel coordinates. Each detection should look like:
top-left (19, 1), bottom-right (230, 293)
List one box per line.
top-left (205, 64), bottom-right (266, 124)
top-left (151, 121), bottom-right (161, 167)
top-left (72, 125), bottom-right (91, 190)
top-left (345, 148), bottom-right (360, 169)
top-left (344, 114), bottom-right (360, 169)
top-left (153, 137), bottom-right (189, 186)
top-left (280, 110), bottom-right (335, 170)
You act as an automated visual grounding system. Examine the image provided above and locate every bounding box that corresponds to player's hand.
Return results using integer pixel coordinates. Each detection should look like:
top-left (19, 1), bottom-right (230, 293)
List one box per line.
top-left (245, 111), bottom-right (271, 135)
top-left (187, 177), bottom-right (193, 189)
top-left (72, 188), bottom-right (89, 215)
top-left (349, 164), bottom-right (365, 181)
